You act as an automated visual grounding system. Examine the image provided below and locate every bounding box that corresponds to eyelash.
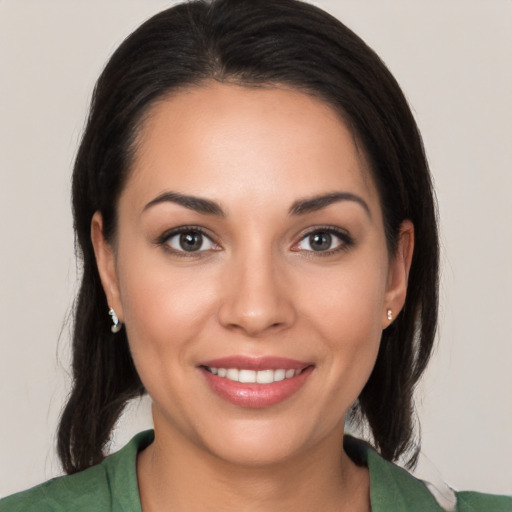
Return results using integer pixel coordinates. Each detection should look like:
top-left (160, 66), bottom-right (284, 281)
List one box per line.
top-left (292, 226), bottom-right (354, 257)
top-left (155, 225), bottom-right (354, 257)
top-left (155, 226), bottom-right (220, 257)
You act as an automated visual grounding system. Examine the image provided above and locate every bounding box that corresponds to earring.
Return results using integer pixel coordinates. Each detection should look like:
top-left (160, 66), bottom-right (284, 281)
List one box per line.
top-left (387, 309), bottom-right (393, 321)
top-left (109, 307), bottom-right (122, 333)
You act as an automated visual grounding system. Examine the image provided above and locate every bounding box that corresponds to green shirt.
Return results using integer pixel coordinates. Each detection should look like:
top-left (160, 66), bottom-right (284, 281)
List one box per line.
top-left (1, 431), bottom-right (510, 511)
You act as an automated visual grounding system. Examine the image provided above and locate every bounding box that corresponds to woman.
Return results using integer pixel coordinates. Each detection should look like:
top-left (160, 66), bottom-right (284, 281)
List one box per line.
top-left (2, 0), bottom-right (510, 510)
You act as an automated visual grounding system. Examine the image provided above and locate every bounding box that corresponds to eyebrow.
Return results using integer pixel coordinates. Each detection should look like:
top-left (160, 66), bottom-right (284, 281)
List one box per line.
top-left (142, 191), bottom-right (226, 217)
top-left (142, 190), bottom-right (370, 219)
top-left (289, 192), bottom-right (371, 218)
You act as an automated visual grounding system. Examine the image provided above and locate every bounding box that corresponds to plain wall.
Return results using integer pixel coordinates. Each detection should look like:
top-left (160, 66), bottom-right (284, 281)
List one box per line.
top-left (1, 0), bottom-right (511, 498)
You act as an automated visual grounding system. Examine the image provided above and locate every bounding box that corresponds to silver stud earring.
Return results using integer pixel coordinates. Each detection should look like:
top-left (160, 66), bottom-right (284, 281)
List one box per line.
top-left (387, 309), bottom-right (393, 321)
top-left (109, 307), bottom-right (122, 333)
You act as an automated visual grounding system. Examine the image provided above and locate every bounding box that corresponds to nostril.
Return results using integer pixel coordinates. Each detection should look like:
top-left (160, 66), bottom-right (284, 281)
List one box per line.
top-left (217, 282), bottom-right (296, 336)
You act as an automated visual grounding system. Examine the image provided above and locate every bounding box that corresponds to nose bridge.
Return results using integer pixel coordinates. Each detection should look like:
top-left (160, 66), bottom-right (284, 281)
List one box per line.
top-left (218, 240), bottom-right (295, 336)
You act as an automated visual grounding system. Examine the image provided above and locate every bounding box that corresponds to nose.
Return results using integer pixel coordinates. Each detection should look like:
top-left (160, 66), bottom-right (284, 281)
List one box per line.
top-left (217, 250), bottom-right (296, 337)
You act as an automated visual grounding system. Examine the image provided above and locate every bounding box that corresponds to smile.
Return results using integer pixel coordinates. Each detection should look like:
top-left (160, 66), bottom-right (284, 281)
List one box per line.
top-left (199, 357), bottom-right (314, 408)
top-left (205, 367), bottom-right (302, 384)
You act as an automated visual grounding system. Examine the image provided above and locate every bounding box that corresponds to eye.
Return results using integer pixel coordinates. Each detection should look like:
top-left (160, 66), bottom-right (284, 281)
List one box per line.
top-left (294, 228), bottom-right (352, 254)
top-left (162, 228), bottom-right (218, 253)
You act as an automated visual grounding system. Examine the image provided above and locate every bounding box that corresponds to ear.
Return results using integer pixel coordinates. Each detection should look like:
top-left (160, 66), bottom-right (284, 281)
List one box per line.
top-left (91, 211), bottom-right (123, 321)
top-left (383, 219), bottom-right (414, 327)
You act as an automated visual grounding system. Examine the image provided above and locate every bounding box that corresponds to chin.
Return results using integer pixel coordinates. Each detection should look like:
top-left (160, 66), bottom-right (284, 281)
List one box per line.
top-left (206, 434), bottom-right (306, 468)
top-left (193, 412), bottom-right (338, 468)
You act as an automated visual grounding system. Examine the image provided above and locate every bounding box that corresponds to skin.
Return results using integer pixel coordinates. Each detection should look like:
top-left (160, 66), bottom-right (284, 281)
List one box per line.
top-left (92, 83), bottom-right (414, 512)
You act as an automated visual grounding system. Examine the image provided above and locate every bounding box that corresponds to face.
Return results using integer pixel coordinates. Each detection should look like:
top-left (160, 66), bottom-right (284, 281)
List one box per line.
top-left (93, 83), bottom-right (412, 467)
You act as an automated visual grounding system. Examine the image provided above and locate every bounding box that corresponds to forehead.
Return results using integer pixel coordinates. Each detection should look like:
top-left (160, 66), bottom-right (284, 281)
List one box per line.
top-left (125, 83), bottom-right (380, 216)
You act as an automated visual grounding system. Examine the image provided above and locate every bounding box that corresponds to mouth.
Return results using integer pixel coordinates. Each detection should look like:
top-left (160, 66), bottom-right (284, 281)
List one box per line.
top-left (198, 356), bottom-right (314, 408)
top-left (203, 366), bottom-right (303, 384)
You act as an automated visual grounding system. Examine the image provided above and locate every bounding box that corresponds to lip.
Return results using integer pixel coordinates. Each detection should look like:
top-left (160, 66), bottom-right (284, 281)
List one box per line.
top-left (198, 356), bottom-right (314, 408)
top-left (200, 356), bottom-right (309, 371)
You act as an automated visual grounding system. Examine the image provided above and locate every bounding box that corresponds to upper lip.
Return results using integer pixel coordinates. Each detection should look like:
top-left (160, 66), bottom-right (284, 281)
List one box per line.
top-left (199, 356), bottom-right (312, 371)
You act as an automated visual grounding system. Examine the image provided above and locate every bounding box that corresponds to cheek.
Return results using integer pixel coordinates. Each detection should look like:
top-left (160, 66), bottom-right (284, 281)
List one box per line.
top-left (303, 257), bottom-right (388, 338)
top-left (115, 247), bottom-right (219, 363)
top-left (299, 255), bottom-right (388, 391)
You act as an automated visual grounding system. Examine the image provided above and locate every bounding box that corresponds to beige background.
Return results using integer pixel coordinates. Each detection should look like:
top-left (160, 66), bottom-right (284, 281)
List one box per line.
top-left (1, 0), bottom-right (511, 498)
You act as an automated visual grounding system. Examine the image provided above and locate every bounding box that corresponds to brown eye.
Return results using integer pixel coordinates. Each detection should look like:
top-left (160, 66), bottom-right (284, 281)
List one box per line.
top-left (308, 232), bottom-right (332, 251)
top-left (179, 232), bottom-right (203, 251)
top-left (165, 230), bottom-right (216, 253)
top-left (294, 228), bottom-right (352, 254)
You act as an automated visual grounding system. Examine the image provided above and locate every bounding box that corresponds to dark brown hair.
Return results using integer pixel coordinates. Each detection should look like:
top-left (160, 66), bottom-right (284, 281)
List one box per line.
top-left (59, 0), bottom-right (438, 474)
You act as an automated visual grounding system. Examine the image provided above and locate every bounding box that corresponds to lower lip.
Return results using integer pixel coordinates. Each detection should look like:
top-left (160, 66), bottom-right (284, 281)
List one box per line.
top-left (200, 366), bottom-right (314, 408)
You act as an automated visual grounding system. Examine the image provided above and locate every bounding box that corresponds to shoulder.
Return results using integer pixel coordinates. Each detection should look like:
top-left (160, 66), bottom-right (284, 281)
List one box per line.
top-left (0, 464), bottom-right (110, 512)
top-left (344, 435), bottom-right (512, 512)
top-left (0, 430), bottom-right (153, 512)
top-left (455, 491), bottom-right (512, 512)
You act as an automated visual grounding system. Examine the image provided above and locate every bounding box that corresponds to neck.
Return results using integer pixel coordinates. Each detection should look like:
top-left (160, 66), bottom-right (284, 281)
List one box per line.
top-left (137, 422), bottom-right (370, 512)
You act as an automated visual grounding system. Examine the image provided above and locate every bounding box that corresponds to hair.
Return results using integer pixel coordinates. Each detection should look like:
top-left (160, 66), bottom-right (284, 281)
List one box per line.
top-left (58, 0), bottom-right (439, 474)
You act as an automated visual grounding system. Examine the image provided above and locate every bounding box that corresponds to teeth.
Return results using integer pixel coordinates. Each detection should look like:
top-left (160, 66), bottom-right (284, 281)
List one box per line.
top-left (256, 369), bottom-right (273, 384)
top-left (239, 369), bottom-right (256, 383)
top-left (207, 367), bottom-right (301, 383)
top-left (274, 369), bottom-right (285, 381)
top-left (226, 368), bottom-right (239, 381)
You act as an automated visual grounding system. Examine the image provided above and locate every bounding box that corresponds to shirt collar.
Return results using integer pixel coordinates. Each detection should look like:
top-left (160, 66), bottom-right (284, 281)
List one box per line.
top-left (344, 435), bottom-right (446, 511)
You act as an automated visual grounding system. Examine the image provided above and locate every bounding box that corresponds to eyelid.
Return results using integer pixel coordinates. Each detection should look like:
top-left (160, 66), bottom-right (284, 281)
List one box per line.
top-left (291, 225), bottom-right (354, 254)
top-left (155, 225), bottom-right (221, 253)
top-left (154, 224), bottom-right (353, 256)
